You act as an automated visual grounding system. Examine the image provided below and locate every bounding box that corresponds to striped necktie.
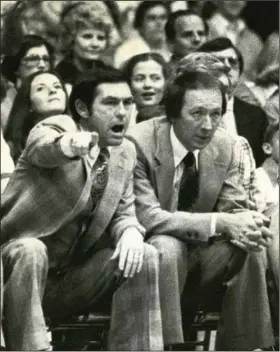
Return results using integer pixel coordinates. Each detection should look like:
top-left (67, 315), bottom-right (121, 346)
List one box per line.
top-left (90, 148), bottom-right (110, 201)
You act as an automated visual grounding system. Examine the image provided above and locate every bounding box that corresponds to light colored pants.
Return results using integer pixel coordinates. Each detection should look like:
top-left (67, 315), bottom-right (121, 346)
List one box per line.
top-left (149, 234), bottom-right (275, 351)
top-left (2, 237), bottom-right (163, 351)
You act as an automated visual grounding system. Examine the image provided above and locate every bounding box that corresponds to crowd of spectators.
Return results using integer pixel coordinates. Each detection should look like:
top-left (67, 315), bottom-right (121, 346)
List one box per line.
top-left (0, 1), bottom-right (279, 351)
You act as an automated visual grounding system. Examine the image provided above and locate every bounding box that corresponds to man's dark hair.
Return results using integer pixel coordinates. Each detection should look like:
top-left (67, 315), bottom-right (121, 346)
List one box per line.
top-left (198, 37), bottom-right (244, 74)
top-left (69, 67), bottom-right (130, 122)
top-left (165, 70), bottom-right (227, 119)
top-left (134, 1), bottom-right (169, 30)
top-left (165, 10), bottom-right (209, 42)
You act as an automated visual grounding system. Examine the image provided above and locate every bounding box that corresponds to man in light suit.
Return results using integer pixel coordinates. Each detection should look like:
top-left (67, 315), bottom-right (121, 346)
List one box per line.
top-left (127, 71), bottom-right (274, 350)
top-left (1, 68), bottom-right (163, 351)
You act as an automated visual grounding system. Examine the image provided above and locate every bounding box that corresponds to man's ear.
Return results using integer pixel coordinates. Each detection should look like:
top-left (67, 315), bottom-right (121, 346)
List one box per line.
top-left (75, 99), bottom-right (90, 119)
top-left (262, 142), bottom-right (272, 156)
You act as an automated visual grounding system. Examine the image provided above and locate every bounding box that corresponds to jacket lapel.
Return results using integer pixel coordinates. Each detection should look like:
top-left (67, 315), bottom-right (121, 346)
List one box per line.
top-left (81, 146), bottom-right (125, 251)
top-left (195, 143), bottom-right (228, 212)
top-left (154, 121), bottom-right (175, 211)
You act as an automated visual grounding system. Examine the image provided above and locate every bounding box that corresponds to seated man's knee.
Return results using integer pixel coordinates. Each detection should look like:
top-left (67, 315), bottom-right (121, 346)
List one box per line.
top-left (148, 235), bottom-right (187, 263)
top-left (142, 243), bottom-right (159, 271)
top-left (3, 237), bottom-right (48, 263)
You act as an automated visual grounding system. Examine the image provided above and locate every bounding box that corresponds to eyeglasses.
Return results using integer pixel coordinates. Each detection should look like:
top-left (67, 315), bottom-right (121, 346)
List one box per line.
top-left (216, 56), bottom-right (239, 69)
top-left (22, 55), bottom-right (51, 67)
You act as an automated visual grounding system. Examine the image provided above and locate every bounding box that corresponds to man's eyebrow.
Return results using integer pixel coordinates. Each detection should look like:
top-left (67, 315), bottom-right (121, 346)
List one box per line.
top-left (102, 96), bottom-right (119, 100)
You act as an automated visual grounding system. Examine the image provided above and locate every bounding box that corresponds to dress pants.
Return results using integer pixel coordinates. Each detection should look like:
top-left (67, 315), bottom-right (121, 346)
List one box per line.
top-left (181, 240), bottom-right (275, 351)
top-left (2, 237), bottom-right (163, 351)
top-left (148, 235), bottom-right (188, 345)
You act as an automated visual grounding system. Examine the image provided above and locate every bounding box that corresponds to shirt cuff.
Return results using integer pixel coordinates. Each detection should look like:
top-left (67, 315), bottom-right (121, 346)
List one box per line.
top-left (210, 213), bottom-right (217, 237)
top-left (59, 134), bottom-right (76, 158)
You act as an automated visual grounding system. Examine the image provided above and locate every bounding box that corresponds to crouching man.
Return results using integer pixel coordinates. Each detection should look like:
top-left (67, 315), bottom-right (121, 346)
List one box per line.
top-left (1, 68), bottom-right (163, 351)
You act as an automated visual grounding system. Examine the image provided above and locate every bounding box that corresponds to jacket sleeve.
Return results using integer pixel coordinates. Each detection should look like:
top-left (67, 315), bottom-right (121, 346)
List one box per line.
top-left (23, 115), bottom-right (80, 168)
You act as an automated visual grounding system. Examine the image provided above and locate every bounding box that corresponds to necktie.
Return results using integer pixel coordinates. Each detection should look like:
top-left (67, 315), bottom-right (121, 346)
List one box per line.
top-left (177, 152), bottom-right (199, 211)
top-left (90, 148), bottom-right (110, 202)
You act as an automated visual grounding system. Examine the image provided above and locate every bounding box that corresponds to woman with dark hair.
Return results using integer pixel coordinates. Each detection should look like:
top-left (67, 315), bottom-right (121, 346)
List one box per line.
top-left (4, 70), bottom-right (68, 163)
top-left (1, 35), bottom-right (55, 132)
top-left (123, 52), bottom-right (169, 124)
top-left (114, 1), bottom-right (171, 69)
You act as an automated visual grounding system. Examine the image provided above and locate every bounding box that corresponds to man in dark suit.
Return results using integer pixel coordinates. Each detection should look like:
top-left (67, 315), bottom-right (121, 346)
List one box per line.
top-left (127, 71), bottom-right (274, 350)
top-left (1, 69), bottom-right (164, 351)
top-left (199, 37), bottom-right (268, 167)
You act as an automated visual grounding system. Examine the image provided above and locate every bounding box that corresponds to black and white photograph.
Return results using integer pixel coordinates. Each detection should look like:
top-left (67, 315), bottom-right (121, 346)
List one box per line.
top-left (0, 1), bottom-right (279, 351)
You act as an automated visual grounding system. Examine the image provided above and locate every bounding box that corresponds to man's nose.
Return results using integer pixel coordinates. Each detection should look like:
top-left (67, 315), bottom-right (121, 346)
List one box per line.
top-left (192, 33), bottom-right (201, 44)
top-left (223, 59), bottom-right (232, 69)
top-left (201, 115), bottom-right (213, 131)
top-left (38, 58), bottom-right (47, 69)
top-left (116, 102), bottom-right (126, 118)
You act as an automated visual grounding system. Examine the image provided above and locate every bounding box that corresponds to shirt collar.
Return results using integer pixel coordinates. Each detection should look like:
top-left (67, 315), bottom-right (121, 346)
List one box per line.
top-left (227, 96), bottom-right (234, 112)
top-left (78, 124), bottom-right (111, 167)
top-left (170, 126), bottom-right (199, 168)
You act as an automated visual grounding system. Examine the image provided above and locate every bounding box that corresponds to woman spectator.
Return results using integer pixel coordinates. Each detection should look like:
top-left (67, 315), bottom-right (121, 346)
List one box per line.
top-left (1, 35), bottom-right (55, 133)
top-left (1, 0), bottom-right (58, 57)
top-left (123, 53), bottom-right (169, 125)
top-left (4, 71), bottom-right (68, 163)
top-left (114, 1), bottom-right (171, 69)
top-left (55, 2), bottom-right (114, 88)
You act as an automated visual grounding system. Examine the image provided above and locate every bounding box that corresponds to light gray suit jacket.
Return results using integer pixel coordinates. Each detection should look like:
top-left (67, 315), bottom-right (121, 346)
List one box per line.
top-left (127, 117), bottom-right (247, 242)
top-left (1, 115), bottom-right (142, 254)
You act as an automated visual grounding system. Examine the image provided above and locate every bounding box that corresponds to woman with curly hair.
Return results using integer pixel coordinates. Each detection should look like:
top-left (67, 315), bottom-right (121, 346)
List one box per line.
top-left (55, 1), bottom-right (115, 88)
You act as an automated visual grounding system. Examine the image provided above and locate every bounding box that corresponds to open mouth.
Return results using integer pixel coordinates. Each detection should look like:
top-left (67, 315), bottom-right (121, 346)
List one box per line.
top-left (142, 92), bottom-right (155, 98)
top-left (111, 125), bottom-right (125, 133)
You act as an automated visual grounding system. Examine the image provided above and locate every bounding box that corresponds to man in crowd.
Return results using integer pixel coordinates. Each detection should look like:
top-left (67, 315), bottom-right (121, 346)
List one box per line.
top-left (128, 70), bottom-right (275, 350)
top-left (1, 68), bottom-right (164, 351)
top-left (165, 10), bottom-right (208, 70)
top-left (207, 0), bottom-right (263, 81)
top-left (114, 1), bottom-right (171, 69)
top-left (198, 37), bottom-right (268, 167)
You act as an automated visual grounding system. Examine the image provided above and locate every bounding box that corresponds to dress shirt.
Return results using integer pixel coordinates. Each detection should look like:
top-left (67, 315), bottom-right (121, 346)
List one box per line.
top-left (222, 97), bottom-right (238, 136)
top-left (170, 126), bottom-right (216, 236)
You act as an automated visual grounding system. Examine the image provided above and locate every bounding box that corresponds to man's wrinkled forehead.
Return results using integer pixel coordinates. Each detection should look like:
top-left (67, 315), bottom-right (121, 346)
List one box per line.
top-left (95, 82), bottom-right (132, 100)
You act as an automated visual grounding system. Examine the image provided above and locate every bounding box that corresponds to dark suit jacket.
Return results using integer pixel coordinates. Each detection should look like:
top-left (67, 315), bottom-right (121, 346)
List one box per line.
top-left (234, 97), bottom-right (268, 167)
top-left (127, 117), bottom-right (247, 243)
top-left (1, 115), bottom-right (142, 254)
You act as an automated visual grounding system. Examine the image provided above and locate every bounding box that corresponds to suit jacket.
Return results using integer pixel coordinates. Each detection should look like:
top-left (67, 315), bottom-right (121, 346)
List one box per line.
top-left (234, 97), bottom-right (268, 167)
top-left (127, 117), bottom-right (247, 243)
top-left (1, 115), bottom-right (141, 254)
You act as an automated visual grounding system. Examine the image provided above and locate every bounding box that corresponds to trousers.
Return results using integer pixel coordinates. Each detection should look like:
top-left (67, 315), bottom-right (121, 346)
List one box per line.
top-left (148, 234), bottom-right (274, 350)
top-left (2, 237), bottom-right (163, 351)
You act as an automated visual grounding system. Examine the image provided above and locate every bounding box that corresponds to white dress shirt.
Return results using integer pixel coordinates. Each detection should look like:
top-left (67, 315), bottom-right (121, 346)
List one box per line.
top-left (221, 97), bottom-right (238, 136)
top-left (170, 127), bottom-right (216, 235)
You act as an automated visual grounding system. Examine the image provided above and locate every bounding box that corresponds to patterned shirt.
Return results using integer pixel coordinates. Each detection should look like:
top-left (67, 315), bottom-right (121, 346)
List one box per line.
top-left (233, 134), bottom-right (266, 212)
